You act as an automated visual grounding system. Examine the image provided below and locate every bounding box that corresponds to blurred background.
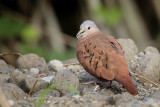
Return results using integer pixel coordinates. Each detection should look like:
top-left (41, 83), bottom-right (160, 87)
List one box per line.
top-left (0, 0), bottom-right (160, 65)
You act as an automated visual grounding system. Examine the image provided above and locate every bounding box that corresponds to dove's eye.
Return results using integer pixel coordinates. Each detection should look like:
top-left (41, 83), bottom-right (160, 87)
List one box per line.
top-left (88, 26), bottom-right (90, 30)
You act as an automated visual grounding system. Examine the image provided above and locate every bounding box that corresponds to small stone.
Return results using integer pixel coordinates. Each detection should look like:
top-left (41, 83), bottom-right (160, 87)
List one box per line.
top-left (8, 100), bottom-right (15, 106)
top-left (144, 46), bottom-right (159, 54)
top-left (17, 54), bottom-right (48, 73)
top-left (10, 70), bottom-right (48, 94)
top-left (67, 65), bottom-right (81, 74)
top-left (51, 71), bottom-right (79, 95)
top-left (114, 92), bottom-right (137, 106)
top-left (48, 60), bottom-right (64, 71)
top-left (49, 96), bottom-right (81, 107)
top-left (148, 91), bottom-right (160, 99)
top-left (0, 83), bottom-right (26, 101)
top-left (0, 59), bottom-right (8, 67)
top-left (34, 89), bottom-right (60, 98)
top-left (150, 84), bottom-right (153, 87)
top-left (0, 66), bottom-right (11, 74)
top-left (83, 91), bottom-right (110, 102)
top-left (99, 89), bottom-right (114, 96)
top-left (25, 68), bottom-right (40, 77)
top-left (118, 38), bottom-right (138, 61)
top-left (30, 68), bottom-right (39, 75)
top-left (0, 74), bottom-right (10, 84)
top-left (41, 75), bottom-right (55, 83)
top-left (78, 71), bottom-right (95, 83)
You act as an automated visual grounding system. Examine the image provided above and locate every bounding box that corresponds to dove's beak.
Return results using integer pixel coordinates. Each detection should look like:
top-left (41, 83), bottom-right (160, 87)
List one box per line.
top-left (76, 30), bottom-right (85, 38)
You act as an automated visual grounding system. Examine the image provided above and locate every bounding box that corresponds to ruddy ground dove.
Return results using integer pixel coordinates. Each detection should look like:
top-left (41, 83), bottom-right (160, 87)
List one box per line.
top-left (76, 20), bottom-right (138, 96)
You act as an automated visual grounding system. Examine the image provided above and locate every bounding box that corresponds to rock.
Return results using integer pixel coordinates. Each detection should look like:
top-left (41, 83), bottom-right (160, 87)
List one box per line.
top-left (10, 70), bottom-right (48, 93)
top-left (51, 71), bottom-right (79, 95)
top-left (0, 59), bottom-right (8, 67)
top-left (67, 65), bottom-right (81, 74)
top-left (0, 59), bottom-right (13, 74)
top-left (114, 92), bottom-right (137, 106)
top-left (0, 74), bottom-right (10, 84)
top-left (118, 38), bottom-right (138, 61)
top-left (144, 46), bottom-right (159, 54)
top-left (33, 89), bottom-right (61, 98)
top-left (83, 92), bottom-right (109, 102)
top-left (8, 100), bottom-right (15, 106)
top-left (78, 71), bottom-right (95, 83)
top-left (82, 92), bottom-right (111, 106)
top-left (0, 66), bottom-right (11, 74)
top-left (129, 51), bottom-right (160, 83)
top-left (49, 96), bottom-right (82, 107)
top-left (13, 97), bottom-right (35, 107)
top-left (148, 91), bottom-right (160, 100)
top-left (99, 89), bottom-right (115, 96)
top-left (29, 68), bottom-right (39, 75)
top-left (140, 98), bottom-right (159, 107)
top-left (17, 54), bottom-right (48, 73)
top-left (48, 60), bottom-right (67, 72)
top-left (41, 75), bottom-right (55, 83)
top-left (0, 83), bottom-right (25, 101)
top-left (25, 68), bottom-right (40, 77)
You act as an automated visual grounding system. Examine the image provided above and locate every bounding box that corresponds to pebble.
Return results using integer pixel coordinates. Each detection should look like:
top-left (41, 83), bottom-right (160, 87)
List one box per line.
top-left (17, 54), bottom-right (48, 73)
top-left (41, 75), bottom-right (55, 83)
top-left (48, 60), bottom-right (64, 71)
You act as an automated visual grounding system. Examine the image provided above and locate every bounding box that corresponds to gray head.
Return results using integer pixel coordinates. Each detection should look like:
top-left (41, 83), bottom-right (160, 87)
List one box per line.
top-left (76, 20), bottom-right (100, 39)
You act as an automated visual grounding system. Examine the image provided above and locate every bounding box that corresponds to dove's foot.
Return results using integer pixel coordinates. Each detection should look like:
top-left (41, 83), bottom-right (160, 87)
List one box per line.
top-left (82, 79), bottom-right (97, 85)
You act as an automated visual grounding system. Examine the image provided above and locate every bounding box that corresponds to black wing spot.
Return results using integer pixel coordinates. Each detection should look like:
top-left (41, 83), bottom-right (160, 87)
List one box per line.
top-left (110, 42), bottom-right (119, 53)
top-left (95, 61), bottom-right (98, 71)
top-left (87, 49), bottom-right (89, 53)
top-left (89, 57), bottom-right (93, 64)
top-left (91, 53), bottom-right (95, 57)
top-left (84, 44), bottom-right (87, 48)
top-left (106, 64), bottom-right (108, 69)
top-left (106, 56), bottom-right (108, 61)
top-left (100, 50), bottom-right (103, 54)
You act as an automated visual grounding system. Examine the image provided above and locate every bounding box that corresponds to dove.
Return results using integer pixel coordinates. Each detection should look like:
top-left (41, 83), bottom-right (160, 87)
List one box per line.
top-left (76, 20), bottom-right (138, 96)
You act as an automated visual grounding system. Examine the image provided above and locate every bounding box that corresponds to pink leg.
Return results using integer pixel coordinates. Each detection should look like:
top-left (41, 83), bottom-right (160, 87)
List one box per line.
top-left (82, 79), bottom-right (97, 85)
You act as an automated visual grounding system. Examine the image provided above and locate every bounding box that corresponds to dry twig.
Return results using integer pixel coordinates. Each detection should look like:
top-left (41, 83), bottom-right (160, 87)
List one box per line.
top-left (129, 71), bottom-right (160, 88)
top-left (63, 62), bottom-right (80, 67)
top-left (28, 79), bottom-right (39, 95)
top-left (93, 85), bottom-right (99, 91)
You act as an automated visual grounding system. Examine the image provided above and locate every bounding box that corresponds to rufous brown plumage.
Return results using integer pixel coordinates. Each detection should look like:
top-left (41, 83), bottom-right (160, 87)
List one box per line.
top-left (76, 20), bottom-right (138, 96)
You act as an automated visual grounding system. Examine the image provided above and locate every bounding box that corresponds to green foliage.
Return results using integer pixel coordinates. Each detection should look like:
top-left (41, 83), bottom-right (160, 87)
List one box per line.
top-left (95, 5), bottom-right (122, 27)
top-left (0, 14), bottom-right (41, 42)
top-left (0, 14), bottom-right (24, 39)
top-left (0, 14), bottom-right (76, 61)
top-left (20, 25), bottom-right (41, 43)
top-left (56, 81), bottom-right (79, 95)
top-left (35, 82), bottom-right (79, 107)
top-left (18, 43), bottom-right (76, 62)
top-left (35, 84), bottom-right (57, 107)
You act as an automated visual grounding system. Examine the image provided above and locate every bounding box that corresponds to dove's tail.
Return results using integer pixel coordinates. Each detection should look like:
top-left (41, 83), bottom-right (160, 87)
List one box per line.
top-left (115, 74), bottom-right (138, 96)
